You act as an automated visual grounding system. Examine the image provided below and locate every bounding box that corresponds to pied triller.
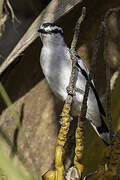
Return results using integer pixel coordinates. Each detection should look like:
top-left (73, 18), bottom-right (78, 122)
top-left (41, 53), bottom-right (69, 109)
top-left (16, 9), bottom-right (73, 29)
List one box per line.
top-left (38, 23), bottom-right (110, 145)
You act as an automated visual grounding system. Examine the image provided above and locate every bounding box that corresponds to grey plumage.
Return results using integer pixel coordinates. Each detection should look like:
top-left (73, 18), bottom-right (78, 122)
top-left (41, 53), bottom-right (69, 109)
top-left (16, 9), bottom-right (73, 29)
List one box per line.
top-left (38, 23), bottom-right (110, 145)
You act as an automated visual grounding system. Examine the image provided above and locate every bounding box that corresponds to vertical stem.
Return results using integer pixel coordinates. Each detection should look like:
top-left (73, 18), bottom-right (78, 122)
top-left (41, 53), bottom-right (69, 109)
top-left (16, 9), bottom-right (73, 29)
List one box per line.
top-left (74, 120), bottom-right (84, 176)
top-left (0, 81), bottom-right (21, 128)
top-left (0, 0), bottom-right (4, 17)
top-left (103, 22), bottom-right (114, 139)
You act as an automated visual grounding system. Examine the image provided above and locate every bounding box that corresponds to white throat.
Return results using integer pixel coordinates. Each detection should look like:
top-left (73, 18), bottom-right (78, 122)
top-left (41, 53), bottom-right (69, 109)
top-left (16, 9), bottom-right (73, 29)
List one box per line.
top-left (41, 33), bottom-right (66, 47)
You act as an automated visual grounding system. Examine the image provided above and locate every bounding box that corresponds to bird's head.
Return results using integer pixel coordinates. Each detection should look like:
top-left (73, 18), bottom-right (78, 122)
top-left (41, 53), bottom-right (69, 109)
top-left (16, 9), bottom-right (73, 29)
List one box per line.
top-left (38, 23), bottom-right (64, 45)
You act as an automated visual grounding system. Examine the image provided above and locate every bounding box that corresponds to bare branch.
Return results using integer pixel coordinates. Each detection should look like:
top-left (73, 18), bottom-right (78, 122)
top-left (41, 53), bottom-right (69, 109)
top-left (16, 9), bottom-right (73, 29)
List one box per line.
top-left (6, 0), bottom-right (15, 23)
top-left (110, 70), bottom-right (120, 90)
top-left (104, 23), bottom-right (114, 139)
top-left (90, 23), bottom-right (104, 79)
top-left (67, 7), bottom-right (86, 99)
top-left (103, 8), bottom-right (120, 139)
top-left (102, 7), bottom-right (120, 139)
top-left (71, 7), bottom-right (86, 51)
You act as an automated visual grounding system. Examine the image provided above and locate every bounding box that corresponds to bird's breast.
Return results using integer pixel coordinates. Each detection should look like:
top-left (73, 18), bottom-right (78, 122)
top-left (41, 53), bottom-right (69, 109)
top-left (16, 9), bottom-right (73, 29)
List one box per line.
top-left (40, 46), bottom-right (72, 100)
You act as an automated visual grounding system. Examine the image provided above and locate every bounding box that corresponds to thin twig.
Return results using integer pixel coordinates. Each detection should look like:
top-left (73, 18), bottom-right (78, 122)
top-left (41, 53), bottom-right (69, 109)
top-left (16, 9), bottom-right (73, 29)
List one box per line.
top-left (71, 7), bottom-right (86, 50)
top-left (90, 22), bottom-right (104, 79)
top-left (82, 16), bottom-right (105, 118)
top-left (77, 10), bottom-right (105, 123)
top-left (80, 76), bottom-right (91, 122)
top-left (110, 70), bottom-right (120, 90)
top-left (102, 7), bottom-right (120, 139)
top-left (67, 7), bottom-right (86, 101)
top-left (103, 22), bottom-right (114, 139)
top-left (6, 0), bottom-right (15, 23)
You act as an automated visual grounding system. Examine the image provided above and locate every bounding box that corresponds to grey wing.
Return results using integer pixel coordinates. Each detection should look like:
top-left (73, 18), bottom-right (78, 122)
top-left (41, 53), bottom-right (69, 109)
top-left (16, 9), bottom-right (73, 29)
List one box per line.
top-left (75, 54), bottom-right (106, 117)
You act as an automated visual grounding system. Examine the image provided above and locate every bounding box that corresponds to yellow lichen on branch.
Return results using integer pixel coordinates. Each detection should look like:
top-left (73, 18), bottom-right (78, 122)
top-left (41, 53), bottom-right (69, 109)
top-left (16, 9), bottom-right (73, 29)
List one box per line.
top-left (74, 120), bottom-right (84, 176)
top-left (55, 104), bottom-right (71, 180)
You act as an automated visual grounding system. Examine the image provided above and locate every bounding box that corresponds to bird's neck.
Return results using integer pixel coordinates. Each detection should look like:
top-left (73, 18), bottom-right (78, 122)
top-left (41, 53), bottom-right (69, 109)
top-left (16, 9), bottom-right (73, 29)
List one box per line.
top-left (43, 35), bottom-right (66, 48)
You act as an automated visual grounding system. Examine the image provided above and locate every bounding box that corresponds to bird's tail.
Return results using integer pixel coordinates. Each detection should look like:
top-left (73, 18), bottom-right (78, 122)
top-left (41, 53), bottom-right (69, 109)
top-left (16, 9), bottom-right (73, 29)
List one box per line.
top-left (91, 116), bottom-right (110, 146)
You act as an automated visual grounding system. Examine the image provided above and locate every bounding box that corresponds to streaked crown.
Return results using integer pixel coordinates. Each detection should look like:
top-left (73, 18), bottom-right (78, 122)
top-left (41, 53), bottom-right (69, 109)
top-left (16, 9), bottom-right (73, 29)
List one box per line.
top-left (38, 23), bottom-right (63, 35)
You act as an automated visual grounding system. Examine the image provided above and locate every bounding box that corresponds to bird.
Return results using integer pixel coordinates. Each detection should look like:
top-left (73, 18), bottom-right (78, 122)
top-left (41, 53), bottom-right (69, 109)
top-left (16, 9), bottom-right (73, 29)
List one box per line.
top-left (38, 23), bottom-right (110, 145)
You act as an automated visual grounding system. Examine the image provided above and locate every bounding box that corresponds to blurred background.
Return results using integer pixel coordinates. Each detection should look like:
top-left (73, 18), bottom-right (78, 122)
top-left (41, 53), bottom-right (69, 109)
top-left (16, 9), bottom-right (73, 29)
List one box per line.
top-left (0, 0), bottom-right (120, 178)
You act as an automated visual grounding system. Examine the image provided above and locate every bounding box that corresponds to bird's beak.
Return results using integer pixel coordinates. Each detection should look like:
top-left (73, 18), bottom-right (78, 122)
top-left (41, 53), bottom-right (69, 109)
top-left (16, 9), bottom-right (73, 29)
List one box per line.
top-left (38, 29), bottom-right (41, 33)
top-left (38, 29), bottom-right (44, 33)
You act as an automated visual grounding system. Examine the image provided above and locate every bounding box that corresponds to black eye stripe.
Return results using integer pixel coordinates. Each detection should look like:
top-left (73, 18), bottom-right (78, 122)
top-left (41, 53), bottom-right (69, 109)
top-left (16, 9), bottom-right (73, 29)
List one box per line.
top-left (51, 29), bottom-right (63, 35)
top-left (38, 28), bottom-right (63, 35)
